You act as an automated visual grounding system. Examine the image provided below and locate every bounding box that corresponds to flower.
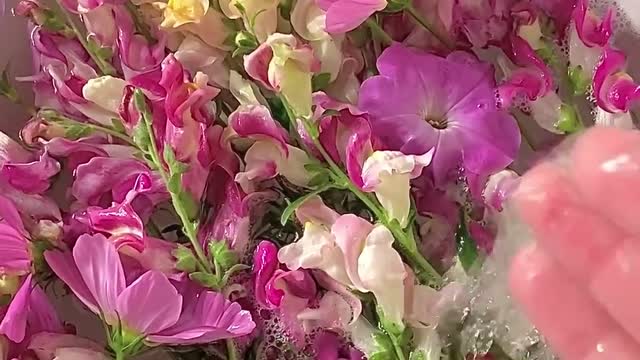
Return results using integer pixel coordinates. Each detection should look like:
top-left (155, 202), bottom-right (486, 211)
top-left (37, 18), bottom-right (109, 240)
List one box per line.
top-left (593, 46), bottom-right (640, 113)
top-left (313, 330), bottom-right (365, 360)
top-left (230, 104), bottom-right (313, 192)
top-left (316, 0), bottom-right (386, 34)
top-left (252, 241), bottom-right (317, 310)
top-left (219, 0), bottom-right (278, 42)
top-left (159, 0), bottom-right (209, 27)
top-left (362, 150), bottom-right (433, 227)
top-left (359, 44), bottom-right (520, 187)
top-left (244, 34), bottom-right (320, 118)
top-left (278, 197), bottom-right (407, 326)
top-left (44, 233), bottom-right (255, 345)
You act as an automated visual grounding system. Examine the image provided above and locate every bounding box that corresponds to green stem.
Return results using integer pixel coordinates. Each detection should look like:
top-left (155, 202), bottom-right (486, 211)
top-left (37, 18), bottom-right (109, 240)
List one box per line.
top-left (55, 0), bottom-right (116, 75)
top-left (115, 350), bottom-right (126, 360)
top-left (390, 336), bottom-right (407, 360)
top-left (405, 5), bottom-right (454, 50)
top-left (365, 18), bottom-right (392, 47)
top-left (136, 91), bottom-right (212, 273)
top-left (303, 120), bottom-right (442, 286)
top-left (226, 339), bottom-right (238, 360)
top-left (41, 111), bottom-right (138, 147)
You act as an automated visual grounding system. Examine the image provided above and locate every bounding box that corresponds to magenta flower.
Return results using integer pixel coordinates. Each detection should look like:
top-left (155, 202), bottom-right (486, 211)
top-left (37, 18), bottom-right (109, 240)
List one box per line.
top-left (252, 241), bottom-right (317, 310)
top-left (313, 330), bottom-right (365, 360)
top-left (593, 46), bottom-right (640, 113)
top-left (359, 44), bottom-right (520, 187)
top-left (44, 233), bottom-right (255, 345)
top-left (316, 0), bottom-right (386, 34)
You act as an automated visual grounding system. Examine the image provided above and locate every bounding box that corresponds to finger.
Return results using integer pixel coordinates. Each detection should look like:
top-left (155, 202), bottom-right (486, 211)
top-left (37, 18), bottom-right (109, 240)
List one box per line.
top-left (513, 163), bottom-right (623, 283)
top-left (571, 127), bottom-right (640, 235)
top-left (515, 163), bottom-right (640, 343)
top-left (509, 244), bottom-right (640, 360)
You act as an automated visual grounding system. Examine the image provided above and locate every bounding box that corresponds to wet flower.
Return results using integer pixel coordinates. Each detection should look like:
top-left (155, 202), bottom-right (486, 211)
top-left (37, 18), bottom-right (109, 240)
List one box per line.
top-left (359, 44), bottom-right (520, 187)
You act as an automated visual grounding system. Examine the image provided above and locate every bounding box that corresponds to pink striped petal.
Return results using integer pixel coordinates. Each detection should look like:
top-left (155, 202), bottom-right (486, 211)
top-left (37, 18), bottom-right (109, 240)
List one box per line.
top-left (116, 271), bottom-right (182, 335)
top-left (148, 291), bottom-right (255, 344)
top-left (44, 249), bottom-right (99, 314)
top-left (73, 234), bottom-right (125, 323)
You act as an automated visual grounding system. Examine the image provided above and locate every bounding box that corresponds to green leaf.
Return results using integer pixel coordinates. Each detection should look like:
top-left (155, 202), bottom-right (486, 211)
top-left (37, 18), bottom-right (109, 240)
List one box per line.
top-left (235, 31), bottom-right (258, 51)
top-left (174, 245), bottom-right (198, 273)
top-left (208, 241), bottom-right (238, 271)
top-left (371, 332), bottom-right (395, 360)
top-left (167, 173), bottom-right (182, 194)
top-left (266, 96), bottom-right (291, 128)
top-left (64, 124), bottom-right (93, 140)
top-left (178, 191), bottom-right (200, 221)
top-left (455, 210), bottom-right (479, 272)
top-left (280, 184), bottom-right (333, 225)
top-left (555, 103), bottom-right (582, 134)
top-left (0, 67), bottom-right (19, 103)
top-left (568, 65), bottom-right (591, 96)
top-left (111, 118), bottom-right (127, 134)
top-left (131, 121), bottom-right (151, 151)
top-left (39, 9), bottom-right (73, 35)
top-left (312, 73), bottom-right (332, 92)
top-left (409, 350), bottom-right (427, 360)
top-left (189, 272), bottom-right (220, 289)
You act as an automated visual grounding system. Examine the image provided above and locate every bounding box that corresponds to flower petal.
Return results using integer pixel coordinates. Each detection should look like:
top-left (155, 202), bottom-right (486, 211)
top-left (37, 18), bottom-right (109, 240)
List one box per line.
top-left (573, 0), bottom-right (613, 48)
top-left (297, 291), bottom-right (352, 330)
top-left (148, 291), bottom-right (255, 344)
top-left (229, 104), bottom-right (290, 154)
top-left (278, 222), bottom-right (351, 286)
top-left (252, 241), bottom-right (280, 309)
top-left (357, 225), bottom-right (406, 326)
top-left (324, 0), bottom-right (386, 33)
top-left (331, 214), bottom-right (372, 291)
top-left (0, 275), bottom-right (32, 342)
top-left (593, 46), bottom-right (640, 113)
top-left (73, 233), bottom-right (126, 323)
top-left (295, 195), bottom-right (340, 227)
top-left (116, 271), bottom-right (182, 335)
top-left (44, 249), bottom-right (99, 314)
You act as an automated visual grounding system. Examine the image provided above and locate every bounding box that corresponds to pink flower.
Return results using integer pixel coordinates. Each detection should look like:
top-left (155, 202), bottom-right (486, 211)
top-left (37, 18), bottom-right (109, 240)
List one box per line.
top-left (0, 275), bottom-right (63, 345)
top-left (359, 44), bottom-right (520, 187)
top-left (44, 233), bottom-right (255, 345)
top-left (313, 330), bottom-right (365, 360)
top-left (230, 105), bottom-right (313, 193)
top-left (593, 46), bottom-right (640, 113)
top-left (77, 173), bottom-right (177, 275)
top-left (0, 196), bottom-right (31, 276)
top-left (572, 0), bottom-right (613, 48)
top-left (0, 132), bottom-right (60, 195)
top-left (316, 0), bottom-right (386, 34)
top-left (278, 197), bottom-right (407, 326)
top-left (497, 35), bottom-right (555, 109)
top-left (252, 241), bottom-right (317, 310)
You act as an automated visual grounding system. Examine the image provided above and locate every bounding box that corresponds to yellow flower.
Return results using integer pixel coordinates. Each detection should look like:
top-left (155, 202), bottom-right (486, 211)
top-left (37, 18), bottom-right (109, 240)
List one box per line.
top-left (159, 0), bottom-right (209, 28)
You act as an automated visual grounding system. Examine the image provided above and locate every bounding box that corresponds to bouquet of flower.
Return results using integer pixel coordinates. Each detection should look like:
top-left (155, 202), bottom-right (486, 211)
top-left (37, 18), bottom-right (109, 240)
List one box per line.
top-left (0, 0), bottom-right (637, 358)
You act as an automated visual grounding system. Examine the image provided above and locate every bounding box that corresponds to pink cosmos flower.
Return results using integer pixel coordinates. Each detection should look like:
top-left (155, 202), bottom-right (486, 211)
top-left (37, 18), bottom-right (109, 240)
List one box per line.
top-left (44, 233), bottom-right (255, 345)
top-left (359, 44), bottom-right (520, 187)
top-left (316, 0), bottom-right (386, 34)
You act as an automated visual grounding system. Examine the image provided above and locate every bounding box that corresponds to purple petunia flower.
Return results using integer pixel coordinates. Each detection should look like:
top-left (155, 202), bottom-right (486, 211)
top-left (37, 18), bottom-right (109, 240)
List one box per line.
top-left (358, 44), bottom-right (521, 187)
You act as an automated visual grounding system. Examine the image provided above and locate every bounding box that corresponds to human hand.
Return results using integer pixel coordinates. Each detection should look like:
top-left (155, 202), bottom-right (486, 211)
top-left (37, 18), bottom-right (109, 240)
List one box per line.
top-left (509, 127), bottom-right (640, 360)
